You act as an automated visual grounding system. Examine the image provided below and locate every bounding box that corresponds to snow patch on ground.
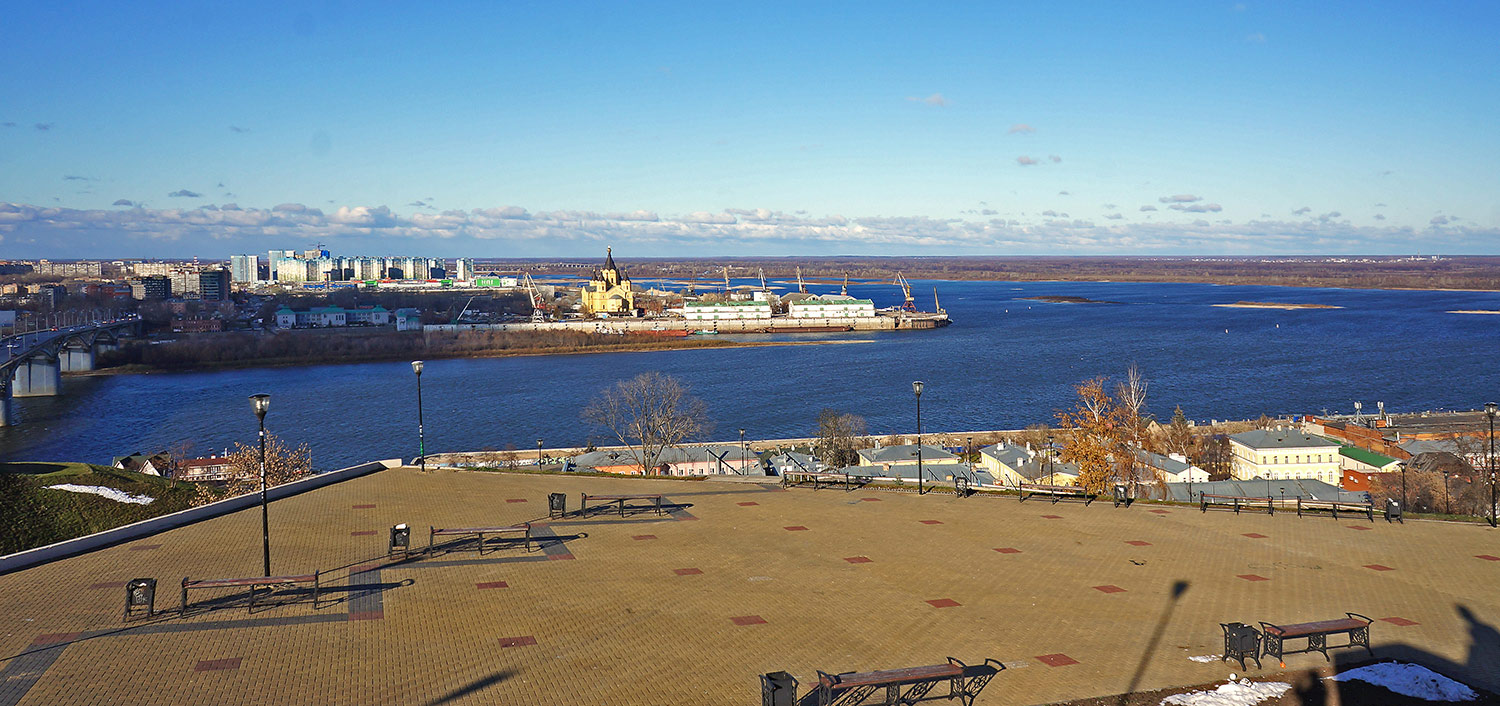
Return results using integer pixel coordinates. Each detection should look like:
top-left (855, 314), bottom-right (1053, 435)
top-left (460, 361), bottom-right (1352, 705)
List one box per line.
top-left (45, 484), bottom-right (154, 505)
top-left (1188, 655), bottom-right (1220, 663)
top-left (1328, 662), bottom-right (1476, 702)
top-left (1161, 679), bottom-right (1291, 706)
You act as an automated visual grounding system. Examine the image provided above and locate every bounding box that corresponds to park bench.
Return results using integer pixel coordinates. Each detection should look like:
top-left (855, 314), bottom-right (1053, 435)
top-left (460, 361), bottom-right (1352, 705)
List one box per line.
top-left (429, 522), bottom-right (532, 554)
top-left (579, 493), bottom-right (665, 518)
top-left (781, 470), bottom-right (867, 491)
top-left (1200, 493), bottom-right (1273, 515)
top-left (813, 657), bottom-right (1001, 706)
top-left (1260, 613), bottom-right (1374, 666)
top-left (181, 571), bottom-right (322, 614)
top-left (1296, 497), bottom-right (1375, 521)
top-left (1017, 483), bottom-right (1095, 505)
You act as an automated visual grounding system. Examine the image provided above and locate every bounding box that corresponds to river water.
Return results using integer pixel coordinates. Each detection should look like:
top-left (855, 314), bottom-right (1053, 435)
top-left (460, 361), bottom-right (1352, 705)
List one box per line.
top-left (3, 279), bottom-right (1497, 469)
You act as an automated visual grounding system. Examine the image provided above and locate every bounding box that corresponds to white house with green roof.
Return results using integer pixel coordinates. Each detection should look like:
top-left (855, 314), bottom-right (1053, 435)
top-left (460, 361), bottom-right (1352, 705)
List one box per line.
top-left (1338, 445), bottom-right (1401, 474)
top-left (275, 305), bottom-right (391, 328)
top-left (682, 301), bottom-right (772, 320)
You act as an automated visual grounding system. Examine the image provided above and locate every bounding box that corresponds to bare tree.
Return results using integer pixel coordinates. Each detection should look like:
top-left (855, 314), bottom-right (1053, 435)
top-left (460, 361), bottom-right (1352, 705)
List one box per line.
top-left (1020, 423), bottom-right (1052, 452)
top-left (581, 372), bottom-right (709, 475)
top-left (814, 409), bottom-right (867, 469)
top-left (1195, 434), bottom-right (1233, 481)
top-left (195, 433), bottom-right (313, 504)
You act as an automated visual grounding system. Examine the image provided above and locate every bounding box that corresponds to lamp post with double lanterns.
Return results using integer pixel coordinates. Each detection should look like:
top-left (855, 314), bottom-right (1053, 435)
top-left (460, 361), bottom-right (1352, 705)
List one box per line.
top-left (913, 381), bottom-right (925, 495)
top-left (739, 428), bottom-right (747, 476)
top-left (1487, 402), bottom-right (1497, 527)
top-left (412, 361), bottom-right (425, 473)
top-left (249, 393), bottom-right (271, 577)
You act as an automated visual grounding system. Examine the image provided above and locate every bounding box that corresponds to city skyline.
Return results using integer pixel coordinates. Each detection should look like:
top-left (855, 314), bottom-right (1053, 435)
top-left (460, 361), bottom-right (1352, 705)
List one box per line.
top-left (2, 2), bottom-right (1497, 257)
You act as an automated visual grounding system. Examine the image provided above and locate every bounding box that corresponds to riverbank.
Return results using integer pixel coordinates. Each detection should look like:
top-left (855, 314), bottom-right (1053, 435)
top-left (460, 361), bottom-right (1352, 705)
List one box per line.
top-left (78, 334), bottom-right (874, 376)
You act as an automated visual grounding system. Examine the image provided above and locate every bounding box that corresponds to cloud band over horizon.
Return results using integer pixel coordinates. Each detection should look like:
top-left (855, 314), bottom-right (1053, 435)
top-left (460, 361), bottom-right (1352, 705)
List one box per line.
top-left (0, 200), bottom-right (1490, 258)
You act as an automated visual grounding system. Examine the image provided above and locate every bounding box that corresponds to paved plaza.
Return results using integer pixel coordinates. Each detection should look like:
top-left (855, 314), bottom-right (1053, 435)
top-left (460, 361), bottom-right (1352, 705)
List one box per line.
top-left (2, 467), bottom-right (1498, 705)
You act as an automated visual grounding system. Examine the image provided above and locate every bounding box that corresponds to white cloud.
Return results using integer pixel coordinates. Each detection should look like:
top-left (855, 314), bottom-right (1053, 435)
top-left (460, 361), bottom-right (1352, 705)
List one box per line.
top-left (1169, 203), bottom-right (1223, 213)
top-left (1105, 213), bottom-right (1124, 220)
top-left (1008, 124), bottom-right (1035, 134)
top-left (1016, 156), bottom-right (1038, 166)
top-left (1159, 194), bottom-right (1203, 203)
top-left (2, 200), bottom-right (1495, 257)
top-left (907, 93), bottom-right (949, 107)
top-left (1049, 155), bottom-right (1062, 163)
top-left (1245, 32), bottom-right (1266, 43)
top-left (1292, 206), bottom-right (1312, 216)
top-left (1139, 205), bottom-right (1157, 212)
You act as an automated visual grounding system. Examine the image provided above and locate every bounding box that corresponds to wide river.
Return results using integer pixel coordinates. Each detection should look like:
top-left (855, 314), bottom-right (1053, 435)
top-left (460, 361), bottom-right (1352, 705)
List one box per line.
top-left (3, 279), bottom-right (1498, 469)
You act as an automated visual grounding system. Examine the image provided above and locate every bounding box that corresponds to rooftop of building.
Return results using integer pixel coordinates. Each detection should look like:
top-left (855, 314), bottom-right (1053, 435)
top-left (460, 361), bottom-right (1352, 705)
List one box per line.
top-left (1339, 444), bottom-right (1401, 468)
top-left (2, 466), bottom-right (1497, 704)
top-left (858, 444), bottom-right (960, 464)
top-left (1229, 428), bottom-right (1342, 450)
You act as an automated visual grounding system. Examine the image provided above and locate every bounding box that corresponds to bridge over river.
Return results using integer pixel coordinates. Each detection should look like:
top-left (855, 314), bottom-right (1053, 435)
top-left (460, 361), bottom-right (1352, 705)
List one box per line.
top-left (1, 315), bottom-right (141, 426)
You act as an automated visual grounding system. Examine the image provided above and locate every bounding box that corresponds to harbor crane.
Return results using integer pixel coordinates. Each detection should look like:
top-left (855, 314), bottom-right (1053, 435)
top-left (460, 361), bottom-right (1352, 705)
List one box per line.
top-left (796, 267), bottom-right (808, 294)
top-left (841, 273), bottom-right (849, 297)
top-left (522, 272), bottom-right (550, 322)
top-left (894, 272), bottom-right (917, 312)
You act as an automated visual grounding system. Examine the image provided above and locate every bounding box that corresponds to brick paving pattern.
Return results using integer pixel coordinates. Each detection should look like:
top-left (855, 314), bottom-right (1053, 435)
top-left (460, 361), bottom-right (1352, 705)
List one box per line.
top-left (1, 467), bottom-right (1498, 705)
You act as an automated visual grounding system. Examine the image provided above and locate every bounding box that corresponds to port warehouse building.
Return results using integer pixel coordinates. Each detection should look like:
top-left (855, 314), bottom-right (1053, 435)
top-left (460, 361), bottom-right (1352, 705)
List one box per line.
top-left (676, 298), bottom-right (878, 321)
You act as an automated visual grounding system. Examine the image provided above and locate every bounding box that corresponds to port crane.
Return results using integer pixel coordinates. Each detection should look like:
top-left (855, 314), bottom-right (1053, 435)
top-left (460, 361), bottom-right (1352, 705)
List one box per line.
top-left (796, 267), bottom-right (808, 294)
top-left (841, 273), bottom-right (849, 297)
top-left (522, 272), bottom-right (550, 322)
top-left (894, 272), bottom-right (917, 312)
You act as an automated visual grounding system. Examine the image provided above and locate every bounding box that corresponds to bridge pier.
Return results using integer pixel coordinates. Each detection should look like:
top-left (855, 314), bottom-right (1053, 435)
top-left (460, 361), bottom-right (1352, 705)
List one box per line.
top-left (59, 345), bottom-right (95, 372)
top-left (11, 356), bottom-right (61, 397)
top-left (0, 384), bottom-right (10, 427)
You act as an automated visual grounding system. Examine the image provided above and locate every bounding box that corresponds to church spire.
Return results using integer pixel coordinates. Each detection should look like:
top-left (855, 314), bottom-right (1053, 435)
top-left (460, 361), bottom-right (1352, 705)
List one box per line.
top-left (604, 246), bottom-right (616, 271)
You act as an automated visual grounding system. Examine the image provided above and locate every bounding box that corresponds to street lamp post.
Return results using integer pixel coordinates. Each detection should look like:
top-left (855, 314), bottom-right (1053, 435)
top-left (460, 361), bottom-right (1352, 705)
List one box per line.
top-left (739, 428), bottom-right (747, 476)
top-left (411, 361), bottom-right (425, 472)
top-left (249, 394), bottom-right (271, 577)
top-left (1046, 432), bottom-right (1054, 480)
top-left (1487, 402), bottom-right (1497, 527)
top-left (967, 435), bottom-right (974, 482)
top-left (537, 439), bottom-right (544, 466)
top-left (913, 381), bottom-right (924, 495)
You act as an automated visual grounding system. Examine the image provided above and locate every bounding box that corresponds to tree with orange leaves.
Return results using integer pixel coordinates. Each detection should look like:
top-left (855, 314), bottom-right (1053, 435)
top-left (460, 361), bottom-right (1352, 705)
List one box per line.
top-left (1056, 377), bottom-right (1122, 493)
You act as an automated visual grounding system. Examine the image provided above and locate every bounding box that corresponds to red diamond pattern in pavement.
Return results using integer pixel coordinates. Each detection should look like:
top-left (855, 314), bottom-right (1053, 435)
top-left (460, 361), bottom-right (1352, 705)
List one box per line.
top-left (1036, 653), bottom-right (1079, 667)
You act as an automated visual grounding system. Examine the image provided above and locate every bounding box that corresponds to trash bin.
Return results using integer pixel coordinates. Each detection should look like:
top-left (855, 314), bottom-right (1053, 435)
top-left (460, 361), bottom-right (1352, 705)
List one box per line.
top-left (1386, 498), bottom-right (1403, 524)
top-left (761, 671), bottom-right (797, 706)
top-left (1220, 622), bottom-right (1262, 669)
top-left (548, 493), bottom-right (567, 519)
top-left (124, 578), bottom-right (156, 620)
top-left (1113, 483), bottom-right (1129, 508)
top-left (389, 523), bottom-right (411, 556)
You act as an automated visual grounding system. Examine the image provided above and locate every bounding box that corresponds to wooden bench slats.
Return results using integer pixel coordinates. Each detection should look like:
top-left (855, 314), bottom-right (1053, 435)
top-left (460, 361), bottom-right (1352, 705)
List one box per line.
top-left (187, 575), bottom-right (315, 588)
top-left (821, 664), bottom-right (961, 689)
top-left (432, 525), bottom-right (528, 535)
top-left (582, 494), bottom-right (662, 501)
top-left (1265, 618), bottom-right (1367, 637)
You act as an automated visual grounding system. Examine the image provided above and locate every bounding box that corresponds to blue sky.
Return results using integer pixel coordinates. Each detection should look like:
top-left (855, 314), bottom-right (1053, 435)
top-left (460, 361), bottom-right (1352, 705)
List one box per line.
top-left (2, 1), bottom-right (1498, 257)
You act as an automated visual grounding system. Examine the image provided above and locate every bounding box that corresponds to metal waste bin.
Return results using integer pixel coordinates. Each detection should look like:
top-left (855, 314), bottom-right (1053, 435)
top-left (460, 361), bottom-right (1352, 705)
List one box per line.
top-left (1220, 622), bottom-right (1262, 669)
top-left (389, 523), bottom-right (411, 557)
top-left (124, 578), bottom-right (156, 621)
top-left (1386, 498), bottom-right (1403, 524)
top-left (548, 493), bottom-right (567, 519)
top-left (761, 671), bottom-right (797, 706)
top-left (1113, 483), bottom-right (1129, 508)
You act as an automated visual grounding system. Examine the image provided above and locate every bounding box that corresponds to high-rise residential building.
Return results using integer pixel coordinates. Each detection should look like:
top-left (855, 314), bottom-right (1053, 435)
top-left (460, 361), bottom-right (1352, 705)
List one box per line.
top-left (131, 275), bottom-right (171, 300)
top-left (199, 269), bottom-right (231, 301)
top-left (133, 262), bottom-right (173, 277)
top-left (171, 269), bottom-right (202, 296)
top-left (454, 258), bottom-right (475, 281)
top-left (267, 250), bottom-right (295, 279)
top-left (230, 254), bottom-right (259, 283)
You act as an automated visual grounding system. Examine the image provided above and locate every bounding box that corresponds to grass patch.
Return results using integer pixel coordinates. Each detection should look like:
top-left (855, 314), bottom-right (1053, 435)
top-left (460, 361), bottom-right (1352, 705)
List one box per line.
top-left (0, 462), bottom-right (216, 555)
